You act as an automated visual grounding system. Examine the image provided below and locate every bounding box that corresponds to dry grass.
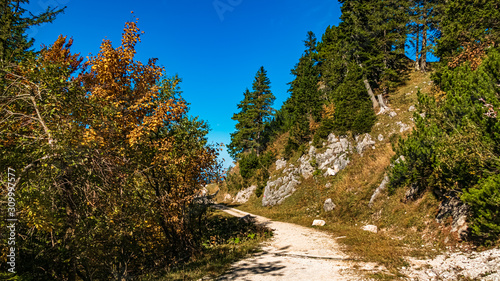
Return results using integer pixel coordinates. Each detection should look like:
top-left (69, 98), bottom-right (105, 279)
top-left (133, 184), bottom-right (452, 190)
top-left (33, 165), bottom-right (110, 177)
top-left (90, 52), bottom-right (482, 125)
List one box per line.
top-left (216, 70), bottom-right (453, 279)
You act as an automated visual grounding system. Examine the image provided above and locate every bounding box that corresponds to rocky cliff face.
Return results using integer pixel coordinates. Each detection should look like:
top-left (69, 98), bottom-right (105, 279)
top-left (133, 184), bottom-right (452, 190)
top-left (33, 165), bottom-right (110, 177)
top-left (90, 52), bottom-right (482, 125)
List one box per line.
top-left (262, 133), bottom-right (376, 207)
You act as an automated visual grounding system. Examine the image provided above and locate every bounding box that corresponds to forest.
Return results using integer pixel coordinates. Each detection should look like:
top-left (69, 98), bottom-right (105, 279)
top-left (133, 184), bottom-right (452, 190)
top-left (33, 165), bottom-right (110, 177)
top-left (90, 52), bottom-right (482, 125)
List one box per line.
top-left (1, 0), bottom-right (500, 280)
top-left (228, 0), bottom-right (500, 244)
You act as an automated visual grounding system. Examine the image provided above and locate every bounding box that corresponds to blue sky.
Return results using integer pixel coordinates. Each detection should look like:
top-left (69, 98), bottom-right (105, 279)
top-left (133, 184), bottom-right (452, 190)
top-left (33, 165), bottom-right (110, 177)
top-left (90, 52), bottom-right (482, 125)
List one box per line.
top-left (27, 0), bottom-right (342, 168)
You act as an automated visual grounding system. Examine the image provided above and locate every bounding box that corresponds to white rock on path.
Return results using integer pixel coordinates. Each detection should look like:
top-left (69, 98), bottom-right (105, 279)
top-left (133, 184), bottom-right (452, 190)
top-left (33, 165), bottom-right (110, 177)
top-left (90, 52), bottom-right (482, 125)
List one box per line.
top-left (312, 219), bottom-right (326, 226)
top-left (396, 121), bottom-right (411, 133)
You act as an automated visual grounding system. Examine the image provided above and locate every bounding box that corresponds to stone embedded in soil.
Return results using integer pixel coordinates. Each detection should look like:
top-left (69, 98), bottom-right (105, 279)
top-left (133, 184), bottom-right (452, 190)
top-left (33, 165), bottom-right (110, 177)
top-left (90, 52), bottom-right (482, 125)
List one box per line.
top-left (312, 219), bottom-right (326, 226)
top-left (323, 198), bottom-right (336, 212)
top-left (361, 225), bottom-right (378, 233)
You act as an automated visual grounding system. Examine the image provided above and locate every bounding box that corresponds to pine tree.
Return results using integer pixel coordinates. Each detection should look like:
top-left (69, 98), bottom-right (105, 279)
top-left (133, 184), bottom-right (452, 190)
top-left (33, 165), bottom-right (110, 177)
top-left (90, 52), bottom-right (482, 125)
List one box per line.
top-left (0, 0), bottom-right (64, 63)
top-left (436, 0), bottom-right (500, 64)
top-left (408, 0), bottom-right (442, 72)
top-left (228, 67), bottom-right (275, 158)
top-left (286, 31), bottom-right (321, 143)
top-left (338, 0), bottom-right (380, 109)
top-left (369, 0), bottom-right (409, 95)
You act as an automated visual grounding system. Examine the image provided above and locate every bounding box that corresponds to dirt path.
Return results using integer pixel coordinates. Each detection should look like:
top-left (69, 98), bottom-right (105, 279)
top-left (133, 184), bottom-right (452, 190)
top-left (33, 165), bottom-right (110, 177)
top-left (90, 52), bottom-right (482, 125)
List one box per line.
top-left (214, 205), bottom-right (376, 281)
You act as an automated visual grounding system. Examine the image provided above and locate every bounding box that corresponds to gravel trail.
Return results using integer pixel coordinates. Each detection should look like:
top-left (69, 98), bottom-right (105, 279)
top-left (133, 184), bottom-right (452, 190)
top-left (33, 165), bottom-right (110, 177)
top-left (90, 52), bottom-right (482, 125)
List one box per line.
top-left (214, 205), bottom-right (375, 281)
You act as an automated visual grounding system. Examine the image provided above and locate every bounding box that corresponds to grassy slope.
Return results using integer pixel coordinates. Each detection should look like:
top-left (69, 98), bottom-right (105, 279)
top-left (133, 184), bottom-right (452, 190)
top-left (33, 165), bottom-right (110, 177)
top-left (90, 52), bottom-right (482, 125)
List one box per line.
top-left (218, 71), bottom-right (464, 278)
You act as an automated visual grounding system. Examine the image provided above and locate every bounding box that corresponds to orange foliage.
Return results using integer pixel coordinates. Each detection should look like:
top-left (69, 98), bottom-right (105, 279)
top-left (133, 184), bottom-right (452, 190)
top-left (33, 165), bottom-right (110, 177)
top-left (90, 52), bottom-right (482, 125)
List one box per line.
top-left (80, 20), bottom-right (187, 149)
top-left (40, 35), bottom-right (83, 74)
top-left (448, 40), bottom-right (493, 70)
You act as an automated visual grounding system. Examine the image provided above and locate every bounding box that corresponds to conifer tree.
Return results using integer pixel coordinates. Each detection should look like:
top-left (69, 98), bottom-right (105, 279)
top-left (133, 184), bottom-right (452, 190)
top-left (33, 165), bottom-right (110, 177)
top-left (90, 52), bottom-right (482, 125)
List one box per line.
top-left (436, 0), bottom-right (500, 64)
top-left (408, 0), bottom-right (442, 72)
top-left (228, 66), bottom-right (275, 158)
top-left (286, 31), bottom-right (321, 143)
top-left (0, 0), bottom-right (64, 62)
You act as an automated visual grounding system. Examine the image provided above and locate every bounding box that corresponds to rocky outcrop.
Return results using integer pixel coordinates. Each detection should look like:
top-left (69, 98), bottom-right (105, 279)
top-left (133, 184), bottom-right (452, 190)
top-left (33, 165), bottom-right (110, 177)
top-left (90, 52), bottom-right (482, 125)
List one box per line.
top-left (263, 133), bottom-right (378, 207)
top-left (275, 159), bottom-right (287, 170)
top-left (436, 192), bottom-right (470, 239)
top-left (233, 185), bottom-right (256, 204)
top-left (262, 172), bottom-right (300, 206)
top-left (263, 134), bottom-right (353, 206)
top-left (312, 219), bottom-right (326, 226)
top-left (404, 248), bottom-right (500, 280)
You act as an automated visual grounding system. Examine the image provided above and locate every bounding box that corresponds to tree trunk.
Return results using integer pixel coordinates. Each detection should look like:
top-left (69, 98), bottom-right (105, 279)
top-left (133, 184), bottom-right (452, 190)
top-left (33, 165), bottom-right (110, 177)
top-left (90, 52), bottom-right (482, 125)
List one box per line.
top-left (363, 78), bottom-right (379, 109)
top-left (420, 14), bottom-right (428, 72)
top-left (377, 94), bottom-right (388, 109)
top-left (415, 26), bottom-right (420, 71)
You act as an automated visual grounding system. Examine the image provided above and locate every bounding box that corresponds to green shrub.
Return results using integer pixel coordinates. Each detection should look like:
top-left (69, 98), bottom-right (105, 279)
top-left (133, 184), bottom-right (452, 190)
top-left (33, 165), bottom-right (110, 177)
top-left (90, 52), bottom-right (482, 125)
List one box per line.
top-left (239, 151), bottom-right (259, 179)
top-left (462, 174), bottom-right (500, 242)
top-left (389, 48), bottom-right (500, 243)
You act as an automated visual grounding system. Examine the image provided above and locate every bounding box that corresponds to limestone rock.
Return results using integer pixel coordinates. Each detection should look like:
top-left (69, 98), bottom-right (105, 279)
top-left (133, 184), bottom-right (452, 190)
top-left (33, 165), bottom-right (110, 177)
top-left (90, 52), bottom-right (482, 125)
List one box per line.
top-left (356, 134), bottom-right (375, 155)
top-left (323, 198), bottom-right (336, 212)
top-left (312, 219), bottom-right (326, 226)
top-left (389, 111), bottom-right (397, 118)
top-left (298, 154), bottom-right (314, 179)
top-left (378, 134), bottom-right (384, 141)
top-left (233, 185), bottom-right (256, 204)
top-left (361, 225), bottom-right (378, 233)
top-left (396, 121), bottom-right (411, 133)
top-left (262, 174), bottom-right (300, 206)
top-left (403, 248), bottom-right (500, 280)
top-left (275, 159), bottom-right (287, 170)
top-left (262, 133), bottom-right (353, 207)
top-left (324, 168), bottom-right (336, 177)
top-left (409, 105), bottom-right (416, 112)
top-left (223, 193), bottom-right (232, 202)
top-left (368, 174), bottom-right (389, 207)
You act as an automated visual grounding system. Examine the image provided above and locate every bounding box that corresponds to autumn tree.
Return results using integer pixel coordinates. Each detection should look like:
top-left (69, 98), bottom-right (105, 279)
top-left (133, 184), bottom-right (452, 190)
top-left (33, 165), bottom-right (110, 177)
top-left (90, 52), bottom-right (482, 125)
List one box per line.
top-left (1, 19), bottom-right (223, 280)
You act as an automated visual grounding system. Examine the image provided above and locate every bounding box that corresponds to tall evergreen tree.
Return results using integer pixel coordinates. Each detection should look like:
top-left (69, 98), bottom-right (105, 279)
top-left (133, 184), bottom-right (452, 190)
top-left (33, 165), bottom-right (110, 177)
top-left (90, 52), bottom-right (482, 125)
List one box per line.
top-left (408, 0), bottom-right (442, 72)
top-left (339, 0), bottom-right (410, 108)
top-left (338, 0), bottom-right (380, 109)
top-left (228, 66), bottom-right (275, 158)
top-left (286, 31), bottom-right (321, 143)
top-left (0, 0), bottom-right (64, 63)
top-left (436, 0), bottom-right (500, 65)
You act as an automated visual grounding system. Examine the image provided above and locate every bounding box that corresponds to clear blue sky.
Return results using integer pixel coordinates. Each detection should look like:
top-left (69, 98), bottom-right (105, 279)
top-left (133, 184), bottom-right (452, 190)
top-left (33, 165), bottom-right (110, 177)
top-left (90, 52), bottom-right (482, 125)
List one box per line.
top-left (27, 0), bottom-right (342, 168)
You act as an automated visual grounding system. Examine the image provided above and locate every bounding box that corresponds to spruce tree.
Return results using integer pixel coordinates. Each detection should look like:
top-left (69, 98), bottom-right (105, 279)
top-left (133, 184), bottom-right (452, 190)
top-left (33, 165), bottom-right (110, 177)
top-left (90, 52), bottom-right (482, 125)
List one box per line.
top-left (228, 67), bottom-right (275, 158)
top-left (0, 0), bottom-right (65, 63)
top-left (286, 31), bottom-right (321, 143)
top-left (408, 0), bottom-right (442, 72)
top-left (436, 0), bottom-right (500, 64)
